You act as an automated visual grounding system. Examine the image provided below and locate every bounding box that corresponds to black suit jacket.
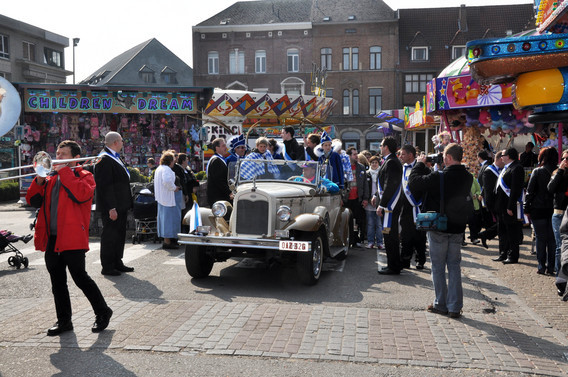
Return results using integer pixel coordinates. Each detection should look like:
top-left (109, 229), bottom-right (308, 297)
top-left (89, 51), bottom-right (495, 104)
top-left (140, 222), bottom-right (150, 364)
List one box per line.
top-left (94, 147), bottom-right (133, 213)
top-left (481, 164), bottom-right (500, 212)
top-left (477, 161), bottom-right (489, 189)
top-left (206, 155), bottom-right (231, 206)
top-left (495, 160), bottom-right (525, 213)
top-left (375, 154), bottom-right (402, 209)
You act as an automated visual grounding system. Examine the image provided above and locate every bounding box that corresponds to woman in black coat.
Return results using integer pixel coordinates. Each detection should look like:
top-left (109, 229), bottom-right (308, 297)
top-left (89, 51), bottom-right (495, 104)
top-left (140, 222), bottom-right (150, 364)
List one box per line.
top-left (525, 147), bottom-right (558, 275)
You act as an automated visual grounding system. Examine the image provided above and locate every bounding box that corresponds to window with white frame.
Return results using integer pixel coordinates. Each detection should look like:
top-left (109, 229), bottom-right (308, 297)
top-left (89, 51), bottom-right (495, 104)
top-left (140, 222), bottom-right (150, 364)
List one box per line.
top-left (369, 88), bottom-right (382, 115)
top-left (208, 51), bottom-right (219, 74)
top-left (343, 89), bottom-right (350, 115)
top-left (320, 47), bottom-right (332, 70)
top-left (0, 34), bottom-right (8, 59)
top-left (287, 48), bottom-right (299, 72)
top-left (452, 45), bottom-right (466, 60)
top-left (229, 49), bottom-right (245, 74)
top-left (370, 46), bottom-right (381, 70)
top-left (411, 46), bottom-right (428, 61)
top-left (23, 41), bottom-right (35, 61)
top-left (405, 73), bottom-right (433, 93)
top-left (43, 47), bottom-right (63, 68)
top-left (255, 50), bottom-right (266, 73)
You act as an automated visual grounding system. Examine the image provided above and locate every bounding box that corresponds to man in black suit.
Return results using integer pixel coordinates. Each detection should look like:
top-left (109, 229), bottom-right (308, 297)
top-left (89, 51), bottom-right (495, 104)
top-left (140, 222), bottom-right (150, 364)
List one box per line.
top-left (206, 138), bottom-right (233, 206)
top-left (478, 151), bottom-right (504, 249)
top-left (95, 131), bottom-right (134, 276)
top-left (494, 148), bottom-right (525, 264)
top-left (372, 137), bottom-right (403, 275)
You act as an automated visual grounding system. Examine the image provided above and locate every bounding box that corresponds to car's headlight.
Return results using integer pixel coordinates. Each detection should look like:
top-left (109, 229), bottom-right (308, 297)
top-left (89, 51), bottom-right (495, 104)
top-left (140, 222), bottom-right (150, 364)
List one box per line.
top-left (277, 205), bottom-right (291, 221)
top-left (212, 201), bottom-right (228, 218)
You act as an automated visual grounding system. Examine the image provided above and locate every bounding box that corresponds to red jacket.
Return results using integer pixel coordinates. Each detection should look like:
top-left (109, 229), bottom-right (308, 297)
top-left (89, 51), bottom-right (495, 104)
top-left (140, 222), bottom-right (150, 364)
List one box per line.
top-left (26, 167), bottom-right (95, 252)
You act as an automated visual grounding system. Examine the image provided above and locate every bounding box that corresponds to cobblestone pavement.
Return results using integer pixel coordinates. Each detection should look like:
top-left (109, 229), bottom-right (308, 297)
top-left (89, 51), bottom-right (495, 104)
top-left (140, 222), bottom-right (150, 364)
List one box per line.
top-left (1, 202), bottom-right (567, 376)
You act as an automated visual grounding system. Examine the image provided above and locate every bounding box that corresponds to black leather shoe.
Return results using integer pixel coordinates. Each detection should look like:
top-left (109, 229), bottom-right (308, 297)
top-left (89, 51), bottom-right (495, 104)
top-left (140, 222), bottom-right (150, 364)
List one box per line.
top-left (502, 259), bottom-right (518, 264)
top-left (415, 264), bottom-right (424, 270)
top-left (480, 236), bottom-right (488, 249)
top-left (101, 269), bottom-right (121, 276)
top-left (47, 321), bottom-right (73, 336)
top-left (117, 265), bottom-right (134, 272)
top-left (378, 267), bottom-right (400, 275)
top-left (92, 308), bottom-right (113, 333)
top-left (556, 282), bottom-right (567, 296)
top-left (492, 256), bottom-right (506, 262)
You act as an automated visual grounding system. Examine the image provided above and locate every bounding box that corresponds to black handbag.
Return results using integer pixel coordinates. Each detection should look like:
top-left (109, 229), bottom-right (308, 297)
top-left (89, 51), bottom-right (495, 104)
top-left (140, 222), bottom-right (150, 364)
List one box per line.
top-left (415, 172), bottom-right (448, 231)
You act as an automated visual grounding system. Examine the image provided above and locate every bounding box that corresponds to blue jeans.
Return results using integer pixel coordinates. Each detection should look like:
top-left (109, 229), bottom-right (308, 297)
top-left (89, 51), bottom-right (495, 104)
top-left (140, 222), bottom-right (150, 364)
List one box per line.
top-left (366, 209), bottom-right (383, 245)
top-left (552, 213), bottom-right (563, 275)
top-left (427, 231), bottom-right (463, 313)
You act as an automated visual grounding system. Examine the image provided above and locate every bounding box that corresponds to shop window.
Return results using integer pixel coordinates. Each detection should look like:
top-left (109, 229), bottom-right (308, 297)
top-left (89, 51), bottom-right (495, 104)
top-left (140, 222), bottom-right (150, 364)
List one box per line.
top-left (229, 49), bottom-right (245, 74)
top-left (208, 51), bottom-right (219, 74)
top-left (370, 46), bottom-right (381, 70)
top-left (320, 47), bottom-right (332, 70)
top-left (411, 46), bottom-right (428, 61)
top-left (43, 47), bottom-right (63, 68)
top-left (0, 34), bottom-right (9, 59)
top-left (287, 48), bottom-right (299, 72)
top-left (405, 73), bottom-right (433, 93)
top-left (369, 88), bottom-right (382, 115)
top-left (452, 45), bottom-right (466, 60)
top-left (23, 41), bottom-right (35, 61)
top-left (255, 50), bottom-right (266, 73)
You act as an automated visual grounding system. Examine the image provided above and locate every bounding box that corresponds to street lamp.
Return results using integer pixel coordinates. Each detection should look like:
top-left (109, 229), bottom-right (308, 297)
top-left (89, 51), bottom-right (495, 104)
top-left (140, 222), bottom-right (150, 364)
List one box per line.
top-left (72, 38), bottom-right (80, 84)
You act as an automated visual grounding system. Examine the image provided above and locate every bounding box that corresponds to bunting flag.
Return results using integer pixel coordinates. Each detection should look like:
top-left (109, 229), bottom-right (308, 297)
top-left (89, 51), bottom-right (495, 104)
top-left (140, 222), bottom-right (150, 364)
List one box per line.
top-left (189, 200), bottom-right (202, 232)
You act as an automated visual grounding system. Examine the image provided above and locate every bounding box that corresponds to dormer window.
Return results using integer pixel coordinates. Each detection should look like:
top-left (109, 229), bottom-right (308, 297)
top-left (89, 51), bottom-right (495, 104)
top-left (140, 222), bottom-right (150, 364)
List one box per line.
top-left (348, 15), bottom-right (356, 21)
top-left (139, 65), bottom-right (155, 83)
top-left (323, 16), bottom-right (331, 21)
top-left (411, 46), bottom-right (428, 61)
top-left (161, 66), bottom-right (177, 84)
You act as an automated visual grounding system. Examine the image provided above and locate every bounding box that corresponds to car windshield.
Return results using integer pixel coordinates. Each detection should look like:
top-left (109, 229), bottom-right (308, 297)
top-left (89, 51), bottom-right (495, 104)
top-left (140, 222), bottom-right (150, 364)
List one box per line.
top-left (232, 159), bottom-right (322, 186)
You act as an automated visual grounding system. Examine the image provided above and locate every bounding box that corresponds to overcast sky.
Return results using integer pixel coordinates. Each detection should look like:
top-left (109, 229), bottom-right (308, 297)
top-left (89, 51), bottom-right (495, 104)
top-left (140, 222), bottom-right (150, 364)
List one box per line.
top-left (1, 0), bottom-right (534, 84)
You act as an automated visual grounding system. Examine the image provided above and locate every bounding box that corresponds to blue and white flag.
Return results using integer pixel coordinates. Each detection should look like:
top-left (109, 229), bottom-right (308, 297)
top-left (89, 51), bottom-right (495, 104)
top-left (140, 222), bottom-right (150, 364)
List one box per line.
top-left (189, 200), bottom-right (202, 232)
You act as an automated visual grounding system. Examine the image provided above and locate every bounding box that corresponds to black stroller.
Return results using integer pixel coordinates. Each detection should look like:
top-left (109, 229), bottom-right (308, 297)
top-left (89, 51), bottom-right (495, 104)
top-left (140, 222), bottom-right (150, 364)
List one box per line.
top-left (132, 188), bottom-right (158, 244)
top-left (1, 230), bottom-right (32, 269)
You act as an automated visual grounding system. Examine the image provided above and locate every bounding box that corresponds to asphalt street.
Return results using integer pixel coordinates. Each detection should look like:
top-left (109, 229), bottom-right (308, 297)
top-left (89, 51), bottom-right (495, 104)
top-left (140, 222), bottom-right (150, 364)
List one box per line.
top-left (1, 201), bottom-right (567, 376)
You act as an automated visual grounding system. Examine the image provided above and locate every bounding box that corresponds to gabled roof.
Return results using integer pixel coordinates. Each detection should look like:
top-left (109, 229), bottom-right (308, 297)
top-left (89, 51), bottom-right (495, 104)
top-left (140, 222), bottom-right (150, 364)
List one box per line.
top-left (80, 38), bottom-right (193, 86)
top-left (311, 0), bottom-right (395, 23)
top-left (398, 4), bottom-right (535, 69)
top-left (197, 0), bottom-right (312, 26)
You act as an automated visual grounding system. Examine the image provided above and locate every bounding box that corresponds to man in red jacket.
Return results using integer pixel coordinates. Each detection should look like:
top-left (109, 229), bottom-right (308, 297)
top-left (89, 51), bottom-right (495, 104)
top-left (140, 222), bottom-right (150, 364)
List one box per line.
top-left (26, 140), bottom-right (112, 336)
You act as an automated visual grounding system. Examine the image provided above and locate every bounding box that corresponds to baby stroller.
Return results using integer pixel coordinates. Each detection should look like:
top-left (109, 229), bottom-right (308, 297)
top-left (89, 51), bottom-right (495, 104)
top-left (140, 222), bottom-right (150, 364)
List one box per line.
top-left (132, 188), bottom-right (158, 244)
top-left (1, 230), bottom-right (32, 269)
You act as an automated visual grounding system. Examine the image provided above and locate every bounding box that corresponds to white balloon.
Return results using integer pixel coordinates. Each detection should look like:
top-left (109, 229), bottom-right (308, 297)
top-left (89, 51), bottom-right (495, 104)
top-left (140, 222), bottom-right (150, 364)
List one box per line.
top-left (0, 77), bottom-right (22, 138)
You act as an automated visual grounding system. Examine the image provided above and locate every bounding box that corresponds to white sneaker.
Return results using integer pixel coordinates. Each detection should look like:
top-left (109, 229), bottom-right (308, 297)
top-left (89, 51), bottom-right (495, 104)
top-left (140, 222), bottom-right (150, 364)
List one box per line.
top-left (366, 243), bottom-right (375, 249)
top-left (377, 244), bottom-right (385, 250)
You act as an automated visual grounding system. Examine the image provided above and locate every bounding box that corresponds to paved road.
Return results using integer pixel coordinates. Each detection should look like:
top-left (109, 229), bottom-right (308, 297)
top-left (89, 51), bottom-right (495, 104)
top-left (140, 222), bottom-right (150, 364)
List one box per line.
top-left (1, 201), bottom-right (567, 376)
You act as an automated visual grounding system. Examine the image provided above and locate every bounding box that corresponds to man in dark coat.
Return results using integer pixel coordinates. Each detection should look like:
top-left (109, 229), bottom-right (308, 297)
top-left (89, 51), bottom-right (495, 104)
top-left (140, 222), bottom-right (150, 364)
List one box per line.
top-left (372, 137), bottom-right (403, 275)
top-left (478, 151), bottom-right (504, 249)
top-left (95, 131), bottom-right (134, 276)
top-left (409, 143), bottom-right (473, 318)
top-left (281, 126), bottom-right (305, 160)
top-left (206, 138), bottom-right (233, 206)
top-left (494, 147), bottom-right (525, 264)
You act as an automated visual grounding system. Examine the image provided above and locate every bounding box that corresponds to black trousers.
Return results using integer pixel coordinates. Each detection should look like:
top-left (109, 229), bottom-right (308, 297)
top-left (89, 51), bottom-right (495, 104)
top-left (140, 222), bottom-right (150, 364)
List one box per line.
top-left (45, 236), bottom-right (108, 322)
top-left (400, 210), bottom-right (427, 265)
top-left (498, 211), bottom-right (522, 261)
top-left (100, 209), bottom-right (128, 271)
top-left (382, 204), bottom-right (402, 272)
top-left (346, 198), bottom-right (365, 245)
top-left (479, 208), bottom-right (499, 241)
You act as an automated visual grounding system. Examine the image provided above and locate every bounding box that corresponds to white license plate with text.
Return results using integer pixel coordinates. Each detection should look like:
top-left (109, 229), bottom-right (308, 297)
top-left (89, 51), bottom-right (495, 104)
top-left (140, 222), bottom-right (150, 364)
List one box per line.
top-left (279, 241), bottom-right (309, 252)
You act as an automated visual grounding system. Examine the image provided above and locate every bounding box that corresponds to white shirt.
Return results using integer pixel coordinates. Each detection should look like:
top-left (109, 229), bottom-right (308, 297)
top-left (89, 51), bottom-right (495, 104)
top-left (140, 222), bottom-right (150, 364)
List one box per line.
top-left (154, 165), bottom-right (177, 207)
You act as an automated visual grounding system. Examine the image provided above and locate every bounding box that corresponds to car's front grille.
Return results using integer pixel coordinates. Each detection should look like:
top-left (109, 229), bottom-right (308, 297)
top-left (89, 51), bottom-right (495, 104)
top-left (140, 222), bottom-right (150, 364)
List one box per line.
top-left (236, 199), bottom-right (269, 235)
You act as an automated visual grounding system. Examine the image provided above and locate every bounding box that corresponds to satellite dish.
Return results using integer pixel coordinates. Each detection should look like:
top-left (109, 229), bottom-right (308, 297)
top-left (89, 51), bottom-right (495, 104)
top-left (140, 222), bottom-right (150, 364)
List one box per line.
top-left (0, 77), bottom-right (22, 138)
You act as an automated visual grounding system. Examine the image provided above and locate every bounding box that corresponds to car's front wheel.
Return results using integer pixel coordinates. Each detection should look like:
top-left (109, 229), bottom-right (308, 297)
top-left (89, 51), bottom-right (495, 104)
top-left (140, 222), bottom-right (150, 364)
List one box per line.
top-left (185, 244), bottom-right (214, 278)
top-left (297, 232), bottom-right (324, 285)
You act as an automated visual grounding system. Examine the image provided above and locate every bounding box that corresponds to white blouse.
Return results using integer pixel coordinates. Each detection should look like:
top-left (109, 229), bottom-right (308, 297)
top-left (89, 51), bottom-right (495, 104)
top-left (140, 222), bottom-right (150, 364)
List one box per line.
top-left (154, 165), bottom-right (177, 207)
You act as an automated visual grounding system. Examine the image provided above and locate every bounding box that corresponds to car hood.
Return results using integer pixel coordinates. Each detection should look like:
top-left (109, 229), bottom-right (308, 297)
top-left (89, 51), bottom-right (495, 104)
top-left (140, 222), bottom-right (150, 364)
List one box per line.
top-left (236, 181), bottom-right (314, 198)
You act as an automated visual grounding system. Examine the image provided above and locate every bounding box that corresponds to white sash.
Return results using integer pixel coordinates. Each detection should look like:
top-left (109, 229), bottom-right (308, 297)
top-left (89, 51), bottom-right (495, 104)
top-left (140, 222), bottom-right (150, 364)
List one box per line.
top-left (206, 153), bottom-right (226, 177)
top-left (98, 150), bottom-right (130, 178)
top-left (402, 162), bottom-right (421, 222)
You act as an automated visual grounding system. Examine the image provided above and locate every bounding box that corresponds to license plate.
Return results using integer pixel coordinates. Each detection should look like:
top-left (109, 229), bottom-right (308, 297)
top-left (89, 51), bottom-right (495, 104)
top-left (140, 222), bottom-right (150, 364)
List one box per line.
top-left (279, 240), bottom-right (309, 252)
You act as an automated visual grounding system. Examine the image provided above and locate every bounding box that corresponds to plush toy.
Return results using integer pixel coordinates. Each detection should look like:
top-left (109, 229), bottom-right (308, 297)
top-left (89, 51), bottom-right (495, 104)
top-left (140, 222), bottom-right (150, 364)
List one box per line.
top-left (20, 143), bottom-right (31, 159)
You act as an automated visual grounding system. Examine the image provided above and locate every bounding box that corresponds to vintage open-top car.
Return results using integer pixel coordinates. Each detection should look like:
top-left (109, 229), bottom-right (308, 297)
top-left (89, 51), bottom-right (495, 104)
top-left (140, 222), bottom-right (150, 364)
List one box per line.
top-left (179, 159), bottom-right (352, 285)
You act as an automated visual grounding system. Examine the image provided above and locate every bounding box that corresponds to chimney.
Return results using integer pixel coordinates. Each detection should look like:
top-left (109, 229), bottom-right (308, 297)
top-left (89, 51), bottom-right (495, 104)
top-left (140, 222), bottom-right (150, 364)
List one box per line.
top-left (458, 4), bottom-right (468, 32)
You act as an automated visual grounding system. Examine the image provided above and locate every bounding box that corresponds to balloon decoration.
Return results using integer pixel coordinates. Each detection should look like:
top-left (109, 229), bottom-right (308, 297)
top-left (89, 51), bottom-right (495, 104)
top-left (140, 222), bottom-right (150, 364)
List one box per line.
top-left (0, 77), bottom-right (22, 138)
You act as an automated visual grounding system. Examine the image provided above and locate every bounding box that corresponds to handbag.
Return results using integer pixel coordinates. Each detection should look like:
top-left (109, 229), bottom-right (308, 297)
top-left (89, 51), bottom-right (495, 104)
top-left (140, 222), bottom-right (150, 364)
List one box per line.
top-left (415, 172), bottom-right (448, 231)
